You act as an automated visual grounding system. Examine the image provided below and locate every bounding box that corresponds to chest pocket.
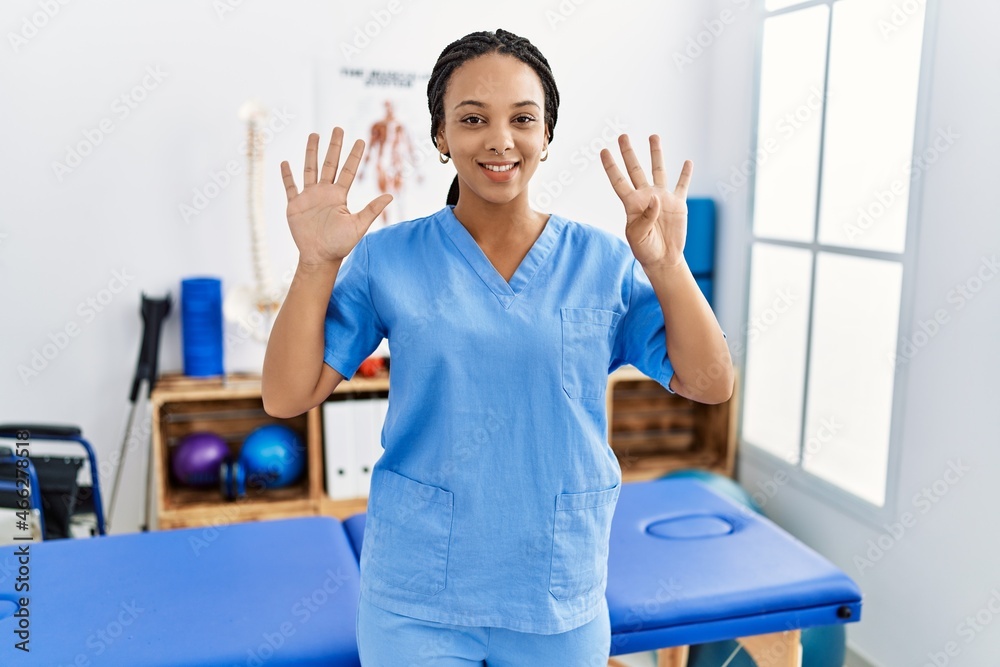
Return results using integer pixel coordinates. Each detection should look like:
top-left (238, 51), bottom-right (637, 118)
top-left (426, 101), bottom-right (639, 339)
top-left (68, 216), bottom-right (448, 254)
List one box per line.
top-left (561, 307), bottom-right (621, 400)
top-left (365, 469), bottom-right (454, 596)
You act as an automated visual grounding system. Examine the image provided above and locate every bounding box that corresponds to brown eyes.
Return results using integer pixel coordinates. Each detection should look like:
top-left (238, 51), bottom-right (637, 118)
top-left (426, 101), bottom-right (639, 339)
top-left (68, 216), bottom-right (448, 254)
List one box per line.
top-left (461, 115), bottom-right (536, 125)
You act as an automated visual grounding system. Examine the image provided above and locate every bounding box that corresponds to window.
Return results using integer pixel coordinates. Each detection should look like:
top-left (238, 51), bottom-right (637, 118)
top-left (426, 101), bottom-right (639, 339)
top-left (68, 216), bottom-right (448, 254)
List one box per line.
top-left (742, 0), bottom-right (930, 509)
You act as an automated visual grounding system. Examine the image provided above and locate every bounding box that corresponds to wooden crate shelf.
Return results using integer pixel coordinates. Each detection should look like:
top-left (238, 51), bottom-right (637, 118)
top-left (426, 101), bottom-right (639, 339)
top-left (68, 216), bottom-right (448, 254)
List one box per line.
top-left (150, 371), bottom-right (388, 530)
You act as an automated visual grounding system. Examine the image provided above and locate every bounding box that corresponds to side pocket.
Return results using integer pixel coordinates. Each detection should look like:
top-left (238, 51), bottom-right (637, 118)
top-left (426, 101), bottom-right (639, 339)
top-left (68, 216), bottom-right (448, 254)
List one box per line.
top-left (366, 469), bottom-right (453, 596)
top-left (549, 482), bottom-right (621, 601)
top-left (561, 307), bottom-right (621, 400)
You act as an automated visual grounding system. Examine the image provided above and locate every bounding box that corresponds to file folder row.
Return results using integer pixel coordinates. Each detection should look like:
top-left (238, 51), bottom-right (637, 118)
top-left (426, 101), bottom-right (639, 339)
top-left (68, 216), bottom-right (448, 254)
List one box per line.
top-left (322, 396), bottom-right (388, 500)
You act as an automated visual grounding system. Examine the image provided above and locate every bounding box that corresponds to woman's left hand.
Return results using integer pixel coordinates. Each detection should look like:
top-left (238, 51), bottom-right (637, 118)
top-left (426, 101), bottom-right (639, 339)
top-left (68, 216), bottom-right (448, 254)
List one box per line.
top-left (601, 134), bottom-right (693, 270)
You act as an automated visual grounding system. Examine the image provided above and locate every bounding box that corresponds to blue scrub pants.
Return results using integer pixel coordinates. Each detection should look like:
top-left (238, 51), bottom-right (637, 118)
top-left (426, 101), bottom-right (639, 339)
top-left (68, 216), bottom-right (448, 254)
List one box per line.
top-left (356, 594), bottom-right (612, 666)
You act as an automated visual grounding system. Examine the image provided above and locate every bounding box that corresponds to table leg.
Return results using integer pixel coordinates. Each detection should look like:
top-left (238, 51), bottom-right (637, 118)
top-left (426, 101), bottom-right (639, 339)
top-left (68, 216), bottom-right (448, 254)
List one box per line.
top-left (655, 646), bottom-right (690, 666)
top-left (737, 630), bottom-right (802, 667)
top-left (607, 645), bottom-right (689, 667)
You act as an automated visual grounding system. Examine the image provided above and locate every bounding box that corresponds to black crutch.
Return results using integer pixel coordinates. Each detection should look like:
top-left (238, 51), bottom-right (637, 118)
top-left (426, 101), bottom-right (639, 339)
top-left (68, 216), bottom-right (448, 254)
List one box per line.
top-left (107, 292), bottom-right (171, 533)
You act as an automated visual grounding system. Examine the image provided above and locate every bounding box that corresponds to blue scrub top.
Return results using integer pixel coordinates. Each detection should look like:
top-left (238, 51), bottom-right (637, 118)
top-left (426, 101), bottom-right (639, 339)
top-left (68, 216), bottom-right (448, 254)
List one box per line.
top-left (323, 204), bottom-right (692, 634)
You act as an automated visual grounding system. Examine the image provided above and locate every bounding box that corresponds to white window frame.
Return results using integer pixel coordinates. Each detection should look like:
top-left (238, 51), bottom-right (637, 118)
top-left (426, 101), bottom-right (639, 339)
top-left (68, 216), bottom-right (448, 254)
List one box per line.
top-left (738, 0), bottom-right (941, 526)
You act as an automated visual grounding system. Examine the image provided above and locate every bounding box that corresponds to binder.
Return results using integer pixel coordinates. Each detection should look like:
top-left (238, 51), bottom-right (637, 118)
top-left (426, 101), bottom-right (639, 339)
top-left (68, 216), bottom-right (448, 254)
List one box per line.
top-left (354, 399), bottom-right (379, 497)
top-left (322, 400), bottom-right (359, 500)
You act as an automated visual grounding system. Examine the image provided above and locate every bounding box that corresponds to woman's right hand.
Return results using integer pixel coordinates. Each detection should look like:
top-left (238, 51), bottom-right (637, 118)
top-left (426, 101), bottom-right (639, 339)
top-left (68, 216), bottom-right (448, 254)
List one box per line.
top-left (280, 127), bottom-right (393, 267)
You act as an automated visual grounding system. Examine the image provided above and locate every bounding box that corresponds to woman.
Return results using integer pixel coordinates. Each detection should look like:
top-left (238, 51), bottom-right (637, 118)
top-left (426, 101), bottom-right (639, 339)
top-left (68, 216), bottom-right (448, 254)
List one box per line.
top-left (262, 28), bottom-right (732, 666)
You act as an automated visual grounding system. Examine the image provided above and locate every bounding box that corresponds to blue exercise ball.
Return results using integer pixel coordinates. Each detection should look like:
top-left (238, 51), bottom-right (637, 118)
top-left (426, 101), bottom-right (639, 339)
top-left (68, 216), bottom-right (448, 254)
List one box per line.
top-left (239, 425), bottom-right (306, 489)
top-left (661, 468), bottom-right (764, 515)
top-left (686, 624), bottom-right (846, 667)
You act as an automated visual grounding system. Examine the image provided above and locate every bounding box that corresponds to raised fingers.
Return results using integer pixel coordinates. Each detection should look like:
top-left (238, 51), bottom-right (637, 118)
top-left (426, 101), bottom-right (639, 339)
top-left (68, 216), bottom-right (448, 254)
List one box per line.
top-left (618, 134), bottom-right (649, 190)
top-left (280, 160), bottom-right (298, 203)
top-left (674, 159), bottom-right (694, 199)
top-left (303, 133), bottom-right (320, 186)
top-left (335, 138), bottom-right (366, 192)
top-left (358, 193), bottom-right (394, 227)
top-left (319, 127), bottom-right (345, 184)
top-left (650, 135), bottom-right (667, 189)
top-left (601, 147), bottom-right (633, 201)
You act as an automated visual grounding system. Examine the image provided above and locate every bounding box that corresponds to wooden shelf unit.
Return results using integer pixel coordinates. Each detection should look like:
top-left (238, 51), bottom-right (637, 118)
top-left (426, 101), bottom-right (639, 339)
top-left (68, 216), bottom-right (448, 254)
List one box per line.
top-left (607, 366), bottom-right (738, 482)
top-left (150, 367), bottom-right (736, 530)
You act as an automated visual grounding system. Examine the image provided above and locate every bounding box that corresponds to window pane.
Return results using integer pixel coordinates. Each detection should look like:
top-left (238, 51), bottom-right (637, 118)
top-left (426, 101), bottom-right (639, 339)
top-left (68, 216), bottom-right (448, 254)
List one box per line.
top-left (802, 253), bottom-right (902, 506)
top-left (752, 5), bottom-right (829, 242)
top-left (766, 0), bottom-right (810, 11)
top-left (817, 0), bottom-right (926, 253)
top-left (742, 243), bottom-right (814, 463)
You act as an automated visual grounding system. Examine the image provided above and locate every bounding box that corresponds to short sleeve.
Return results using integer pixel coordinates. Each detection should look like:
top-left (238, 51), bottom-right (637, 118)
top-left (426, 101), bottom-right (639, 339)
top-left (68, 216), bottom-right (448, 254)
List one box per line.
top-left (612, 258), bottom-right (729, 395)
top-left (323, 234), bottom-right (386, 381)
top-left (614, 258), bottom-right (677, 393)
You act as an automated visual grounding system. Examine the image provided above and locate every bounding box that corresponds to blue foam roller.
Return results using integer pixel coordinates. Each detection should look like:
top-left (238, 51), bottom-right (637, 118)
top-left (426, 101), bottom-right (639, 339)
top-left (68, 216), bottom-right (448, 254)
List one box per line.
top-left (181, 276), bottom-right (224, 377)
top-left (684, 198), bottom-right (716, 275)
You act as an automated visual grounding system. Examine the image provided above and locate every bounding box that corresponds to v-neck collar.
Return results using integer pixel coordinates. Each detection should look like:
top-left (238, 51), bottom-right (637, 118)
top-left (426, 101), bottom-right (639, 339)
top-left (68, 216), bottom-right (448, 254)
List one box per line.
top-left (440, 204), bottom-right (565, 310)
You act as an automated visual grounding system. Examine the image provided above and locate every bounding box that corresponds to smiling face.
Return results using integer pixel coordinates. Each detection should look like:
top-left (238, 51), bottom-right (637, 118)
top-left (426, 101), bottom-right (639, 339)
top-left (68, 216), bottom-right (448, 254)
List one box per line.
top-left (435, 53), bottom-right (549, 208)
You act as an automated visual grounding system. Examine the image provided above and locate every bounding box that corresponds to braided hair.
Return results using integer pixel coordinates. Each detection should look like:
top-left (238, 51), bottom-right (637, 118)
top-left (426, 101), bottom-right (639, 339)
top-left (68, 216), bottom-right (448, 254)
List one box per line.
top-left (427, 29), bottom-right (560, 206)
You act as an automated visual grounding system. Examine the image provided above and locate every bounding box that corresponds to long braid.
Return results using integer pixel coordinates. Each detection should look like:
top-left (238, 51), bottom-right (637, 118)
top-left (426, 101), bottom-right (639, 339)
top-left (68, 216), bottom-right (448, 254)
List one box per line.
top-left (427, 29), bottom-right (560, 206)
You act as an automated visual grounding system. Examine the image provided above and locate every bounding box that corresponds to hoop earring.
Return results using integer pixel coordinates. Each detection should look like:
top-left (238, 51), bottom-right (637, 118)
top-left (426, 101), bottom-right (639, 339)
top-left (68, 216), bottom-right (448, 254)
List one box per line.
top-left (439, 152), bottom-right (450, 164)
top-left (540, 147), bottom-right (548, 162)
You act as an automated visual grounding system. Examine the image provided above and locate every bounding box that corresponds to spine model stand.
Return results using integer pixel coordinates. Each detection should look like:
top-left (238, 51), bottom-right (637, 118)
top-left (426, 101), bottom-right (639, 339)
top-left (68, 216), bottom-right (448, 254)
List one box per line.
top-left (223, 100), bottom-right (289, 345)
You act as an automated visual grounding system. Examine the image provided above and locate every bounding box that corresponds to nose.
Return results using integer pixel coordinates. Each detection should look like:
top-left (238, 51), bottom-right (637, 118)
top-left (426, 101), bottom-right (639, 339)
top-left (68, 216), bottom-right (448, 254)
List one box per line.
top-left (486, 127), bottom-right (514, 156)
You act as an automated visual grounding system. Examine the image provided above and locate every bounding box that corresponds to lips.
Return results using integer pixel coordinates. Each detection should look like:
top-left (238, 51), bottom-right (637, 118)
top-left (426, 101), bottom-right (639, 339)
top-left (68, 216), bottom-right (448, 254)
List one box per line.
top-left (477, 160), bottom-right (520, 183)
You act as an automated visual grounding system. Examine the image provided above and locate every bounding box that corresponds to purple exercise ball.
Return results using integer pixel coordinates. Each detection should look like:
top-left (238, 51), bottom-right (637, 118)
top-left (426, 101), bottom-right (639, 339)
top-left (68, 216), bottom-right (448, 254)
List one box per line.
top-left (172, 432), bottom-right (230, 487)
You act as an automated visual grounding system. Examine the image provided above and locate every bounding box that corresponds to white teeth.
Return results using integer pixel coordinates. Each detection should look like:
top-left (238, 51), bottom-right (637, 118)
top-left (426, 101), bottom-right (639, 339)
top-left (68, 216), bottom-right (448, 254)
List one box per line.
top-left (482, 163), bottom-right (516, 172)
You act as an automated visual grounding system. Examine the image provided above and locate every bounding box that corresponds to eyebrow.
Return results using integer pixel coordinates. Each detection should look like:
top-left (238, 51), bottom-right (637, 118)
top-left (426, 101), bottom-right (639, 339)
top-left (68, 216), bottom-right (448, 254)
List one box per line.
top-left (453, 100), bottom-right (541, 111)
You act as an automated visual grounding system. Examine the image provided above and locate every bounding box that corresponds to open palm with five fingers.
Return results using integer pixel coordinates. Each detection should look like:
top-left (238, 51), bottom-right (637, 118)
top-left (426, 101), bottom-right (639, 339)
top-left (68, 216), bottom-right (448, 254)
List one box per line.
top-left (280, 126), bottom-right (393, 267)
top-left (601, 134), bottom-right (693, 271)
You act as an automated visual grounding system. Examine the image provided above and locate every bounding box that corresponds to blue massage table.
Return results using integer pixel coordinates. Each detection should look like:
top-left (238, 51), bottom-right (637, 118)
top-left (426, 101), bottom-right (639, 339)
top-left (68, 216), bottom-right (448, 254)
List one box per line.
top-left (0, 477), bottom-right (861, 666)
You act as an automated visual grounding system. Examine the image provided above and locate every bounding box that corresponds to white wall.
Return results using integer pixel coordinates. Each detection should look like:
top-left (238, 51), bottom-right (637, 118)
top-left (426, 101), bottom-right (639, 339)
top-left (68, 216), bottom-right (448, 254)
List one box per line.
top-left (0, 0), bottom-right (718, 532)
top-left (705, 0), bottom-right (1000, 664)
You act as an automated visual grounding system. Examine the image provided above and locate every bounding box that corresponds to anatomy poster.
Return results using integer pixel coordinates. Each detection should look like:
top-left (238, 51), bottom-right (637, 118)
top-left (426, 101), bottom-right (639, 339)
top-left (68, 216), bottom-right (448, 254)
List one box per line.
top-left (315, 62), bottom-right (450, 227)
